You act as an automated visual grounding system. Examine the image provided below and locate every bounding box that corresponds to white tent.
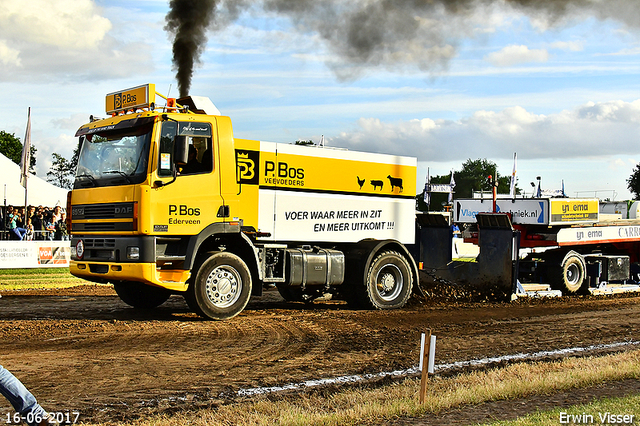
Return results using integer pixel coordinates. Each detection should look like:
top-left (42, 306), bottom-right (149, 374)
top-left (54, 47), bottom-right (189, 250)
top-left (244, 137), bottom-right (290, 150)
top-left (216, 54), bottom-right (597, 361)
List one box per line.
top-left (0, 153), bottom-right (69, 207)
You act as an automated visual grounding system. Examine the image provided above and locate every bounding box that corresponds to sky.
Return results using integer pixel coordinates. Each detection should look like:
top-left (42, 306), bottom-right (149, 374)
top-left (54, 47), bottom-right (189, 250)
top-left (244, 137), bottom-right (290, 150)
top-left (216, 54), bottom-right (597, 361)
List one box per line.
top-left (1, 0), bottom-right (640, 201)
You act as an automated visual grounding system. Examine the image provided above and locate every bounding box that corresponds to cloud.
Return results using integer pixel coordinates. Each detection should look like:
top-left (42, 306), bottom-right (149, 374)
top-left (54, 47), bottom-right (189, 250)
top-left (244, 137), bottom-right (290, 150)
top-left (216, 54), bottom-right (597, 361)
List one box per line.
top-left (602, 46), bottom-right (640, 56)
top-left (0, 0), bottom-right (153, 82)
top-left (549, 40), bottom-right (584, 52)
top-left (0, 40), bottom-right (20, 66)
top-left (329, 100), bottom-right (640, 163)
top-left (0, 0), bottom-right (111, 49)
top-left (485, 45), bottom-right (550, 66)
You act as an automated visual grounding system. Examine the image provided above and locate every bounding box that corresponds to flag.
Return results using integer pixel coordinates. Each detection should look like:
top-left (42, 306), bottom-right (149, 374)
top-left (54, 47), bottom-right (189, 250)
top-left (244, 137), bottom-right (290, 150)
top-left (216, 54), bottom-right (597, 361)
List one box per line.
top-left (509, 152), bottom-right (517, 198)
top-left (448, 170), bottom-right (455, 204)
top-left (19, 107), bottom-right (31, 188)
top-left (423, 168), bottom-right (430, 205)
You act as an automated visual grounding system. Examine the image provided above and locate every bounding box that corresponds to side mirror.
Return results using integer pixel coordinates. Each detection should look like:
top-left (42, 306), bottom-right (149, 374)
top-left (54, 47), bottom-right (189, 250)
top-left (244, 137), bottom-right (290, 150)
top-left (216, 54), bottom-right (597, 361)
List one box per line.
top-left (174, 135), bottom-right (189, 166)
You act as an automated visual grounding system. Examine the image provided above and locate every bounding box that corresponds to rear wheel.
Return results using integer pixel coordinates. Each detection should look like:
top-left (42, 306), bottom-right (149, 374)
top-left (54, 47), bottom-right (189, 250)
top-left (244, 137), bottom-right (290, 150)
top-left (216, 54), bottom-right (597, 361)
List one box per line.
top-left (113, 281), bottom-right (171, 309)
top-left (187, 252), bottom-right (252, 320)
top-left (551, 252), bottom-right (586, 294)
top-left (356, 250), bottom-right (413, 309)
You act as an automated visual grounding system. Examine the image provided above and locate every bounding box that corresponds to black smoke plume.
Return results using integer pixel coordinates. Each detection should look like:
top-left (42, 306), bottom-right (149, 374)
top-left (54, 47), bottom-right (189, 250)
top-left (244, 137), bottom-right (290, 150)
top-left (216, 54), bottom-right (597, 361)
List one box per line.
top-left (165, 0), bottom-right (216, 97)
top-left (165, 0), bottom-right (639, 87)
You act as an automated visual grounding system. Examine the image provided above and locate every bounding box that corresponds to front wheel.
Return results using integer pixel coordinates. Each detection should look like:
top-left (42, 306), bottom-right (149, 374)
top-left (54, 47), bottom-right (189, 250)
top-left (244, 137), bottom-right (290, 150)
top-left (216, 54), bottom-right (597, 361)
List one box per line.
top-left (359, 250), bottom-right (413, 309)
top-left (113, 281), bottom-right (171, 309)
top-left (187, 252), bottom-right (252, 320)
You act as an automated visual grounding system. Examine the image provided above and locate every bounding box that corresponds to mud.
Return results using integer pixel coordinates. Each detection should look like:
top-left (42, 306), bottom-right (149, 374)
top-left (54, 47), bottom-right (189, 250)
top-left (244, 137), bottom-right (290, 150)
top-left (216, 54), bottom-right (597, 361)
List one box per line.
top-left (0, 283), bottom-right (638, 423)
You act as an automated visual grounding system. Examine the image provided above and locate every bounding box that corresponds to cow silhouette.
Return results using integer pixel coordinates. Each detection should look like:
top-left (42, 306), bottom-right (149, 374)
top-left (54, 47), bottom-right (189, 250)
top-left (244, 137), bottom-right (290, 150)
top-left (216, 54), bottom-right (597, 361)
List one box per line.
top-left (387, 175), bottom-right (403, 192)
top-left (357, 176), bottom-right (365, 189)
top-left (371, 180), bottom-right (384, 190)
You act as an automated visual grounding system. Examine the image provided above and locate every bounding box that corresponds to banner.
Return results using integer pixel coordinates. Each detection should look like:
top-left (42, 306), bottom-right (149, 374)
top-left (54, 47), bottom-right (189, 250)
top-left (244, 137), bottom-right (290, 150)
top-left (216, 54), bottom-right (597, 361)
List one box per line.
top-left (0, 241), bottom-right (71, 269)
top-left (19, 107), bottom-right (31, 188)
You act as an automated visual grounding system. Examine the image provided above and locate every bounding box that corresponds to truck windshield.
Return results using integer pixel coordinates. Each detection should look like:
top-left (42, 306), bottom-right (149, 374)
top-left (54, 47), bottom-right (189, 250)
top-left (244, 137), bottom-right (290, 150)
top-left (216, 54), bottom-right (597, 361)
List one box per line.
top-left (74, 122), bottom-right (153, 188)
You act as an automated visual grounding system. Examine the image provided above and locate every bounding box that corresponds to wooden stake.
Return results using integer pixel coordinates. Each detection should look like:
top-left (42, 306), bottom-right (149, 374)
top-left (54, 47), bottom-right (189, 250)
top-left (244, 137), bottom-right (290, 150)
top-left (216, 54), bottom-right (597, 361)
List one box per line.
top-left (419, 329), bottom-right (431, 404)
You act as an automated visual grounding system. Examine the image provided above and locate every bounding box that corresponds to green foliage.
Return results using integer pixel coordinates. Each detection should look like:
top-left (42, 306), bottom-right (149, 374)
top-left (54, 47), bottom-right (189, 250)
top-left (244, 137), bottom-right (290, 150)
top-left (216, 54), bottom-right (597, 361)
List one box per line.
top-left (0, 130), bottom-right (37, 173)
top-left (46, 152), bottom-right (74, 189)
top-left (418, 158), bottom-right (519, 211)
top-left (45, 139), bottom-right (81, 189)
top-left (0, 131), bottom-right (22, 163)
top-left (295, 139), bottom-right (315, 146)
top-left (456, 158), bottom-right (513, 198)
top-left (627, 163), bottom-right (640, 199)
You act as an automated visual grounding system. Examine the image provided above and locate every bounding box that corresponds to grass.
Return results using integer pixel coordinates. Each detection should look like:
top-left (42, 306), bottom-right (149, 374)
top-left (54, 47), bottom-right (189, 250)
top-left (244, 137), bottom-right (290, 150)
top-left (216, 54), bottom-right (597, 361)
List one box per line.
top-left (484, 394), bottom-right (640, 425)
top-left (0, 267), bottom-right (88, 290)
top-left (82, 349), bottom-right (640, 426)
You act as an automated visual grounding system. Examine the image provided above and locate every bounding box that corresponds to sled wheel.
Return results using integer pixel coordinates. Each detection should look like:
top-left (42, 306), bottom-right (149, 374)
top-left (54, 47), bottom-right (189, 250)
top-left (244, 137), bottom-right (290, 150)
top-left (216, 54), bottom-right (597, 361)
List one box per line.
top-left (552, 252), bottom-right (586, 294)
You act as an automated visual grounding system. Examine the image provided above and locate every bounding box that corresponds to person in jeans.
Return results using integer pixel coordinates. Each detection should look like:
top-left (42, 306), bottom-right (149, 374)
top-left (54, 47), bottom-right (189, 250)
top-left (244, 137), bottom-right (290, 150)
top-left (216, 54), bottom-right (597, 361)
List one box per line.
top-left (8, 211), bottom-right (27, 241)
top-left (0, 365), bottom-right (51, 425)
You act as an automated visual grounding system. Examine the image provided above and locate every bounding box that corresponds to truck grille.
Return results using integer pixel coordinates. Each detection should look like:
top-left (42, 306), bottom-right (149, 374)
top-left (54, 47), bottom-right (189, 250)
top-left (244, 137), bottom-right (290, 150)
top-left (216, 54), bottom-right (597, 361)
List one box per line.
top-left (71, 202), bottom-right (136, 232)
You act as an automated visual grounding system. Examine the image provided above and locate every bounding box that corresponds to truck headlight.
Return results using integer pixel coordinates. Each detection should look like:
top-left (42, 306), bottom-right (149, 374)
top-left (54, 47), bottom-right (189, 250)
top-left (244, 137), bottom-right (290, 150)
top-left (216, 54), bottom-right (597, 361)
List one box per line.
top-left (127, 246), bottom-right (140, 260)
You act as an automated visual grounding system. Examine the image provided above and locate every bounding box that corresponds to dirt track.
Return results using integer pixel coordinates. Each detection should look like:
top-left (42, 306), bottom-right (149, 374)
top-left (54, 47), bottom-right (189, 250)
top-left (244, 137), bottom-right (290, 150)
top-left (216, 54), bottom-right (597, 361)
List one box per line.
top-left (0, 283), bottom-right (639, 423)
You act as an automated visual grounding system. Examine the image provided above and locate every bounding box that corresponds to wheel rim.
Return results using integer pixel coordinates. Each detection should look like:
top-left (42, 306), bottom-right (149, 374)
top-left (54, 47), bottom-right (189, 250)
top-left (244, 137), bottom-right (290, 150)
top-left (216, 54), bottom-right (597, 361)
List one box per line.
top-left (375, 264), bottom-right (403, 301)
top-left (205, 265), bottom-right (242, 308)
top-left (566, 263), bottom-right (581, 286)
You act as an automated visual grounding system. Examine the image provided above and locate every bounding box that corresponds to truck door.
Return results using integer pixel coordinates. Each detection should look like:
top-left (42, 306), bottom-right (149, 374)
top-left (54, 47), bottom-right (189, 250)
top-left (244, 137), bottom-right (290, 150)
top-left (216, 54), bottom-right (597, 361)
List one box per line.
top-left (153, 120), bottom-right (225, 235)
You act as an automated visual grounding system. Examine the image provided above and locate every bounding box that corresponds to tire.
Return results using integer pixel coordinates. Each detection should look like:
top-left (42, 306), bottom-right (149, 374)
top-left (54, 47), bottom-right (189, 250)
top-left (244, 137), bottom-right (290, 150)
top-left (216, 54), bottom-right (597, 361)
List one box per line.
top-left (187, 252), bottom-right (252, 320)
top-left (276, 285), bottom-right (304, 302)
top-left (551, 252), bottom-right (586, 294)
top-left (359, 250), bottom-right (413, 310)
top-left (113, 281), bottom-right (171, 309)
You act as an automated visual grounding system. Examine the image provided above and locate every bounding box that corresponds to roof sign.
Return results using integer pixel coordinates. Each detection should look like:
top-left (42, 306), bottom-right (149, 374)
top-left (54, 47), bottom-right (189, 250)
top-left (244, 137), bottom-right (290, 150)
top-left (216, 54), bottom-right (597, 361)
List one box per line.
top-left (106, 84), bottom-right (155, 115)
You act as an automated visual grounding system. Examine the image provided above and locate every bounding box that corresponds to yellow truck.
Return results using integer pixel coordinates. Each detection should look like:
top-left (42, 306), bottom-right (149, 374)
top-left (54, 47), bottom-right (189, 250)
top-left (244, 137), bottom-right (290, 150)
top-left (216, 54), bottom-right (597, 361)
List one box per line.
top-left (69, 84), bottom-right (418, 319)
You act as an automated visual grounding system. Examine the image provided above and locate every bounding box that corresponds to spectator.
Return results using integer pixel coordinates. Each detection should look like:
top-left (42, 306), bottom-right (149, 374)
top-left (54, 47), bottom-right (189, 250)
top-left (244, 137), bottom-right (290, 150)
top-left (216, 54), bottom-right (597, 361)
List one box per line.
top-left (54, 213), bottom-right (68, 241)
top-left (31, 208), bottom-right (45, 240)
top-left (24, 218), bottom-right (34, 241)
top-left (15, 208), bottom-right (26, 229)
top-left (4, 206), bottom-right (14, 236)
top-left (8, 210), bottom-right (27, 241)
top-left (44, 212), bottom-right (56, 241)
top-left (1, 205), bottom-right (68, 241)
top-left (0, 365), bottom-right (51, 426)
top-left (4, 206), bottom-right (11, 238)
top-left (51, 206), bottom-right (62, 225)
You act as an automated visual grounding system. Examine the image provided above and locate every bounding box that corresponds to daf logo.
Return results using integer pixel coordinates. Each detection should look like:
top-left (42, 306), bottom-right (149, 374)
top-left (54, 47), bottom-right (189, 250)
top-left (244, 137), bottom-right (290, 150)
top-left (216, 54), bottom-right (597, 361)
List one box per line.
top-left (115, 206), bottom-right (133, 215)
top-left (72, 207), bottom-right (84, 216)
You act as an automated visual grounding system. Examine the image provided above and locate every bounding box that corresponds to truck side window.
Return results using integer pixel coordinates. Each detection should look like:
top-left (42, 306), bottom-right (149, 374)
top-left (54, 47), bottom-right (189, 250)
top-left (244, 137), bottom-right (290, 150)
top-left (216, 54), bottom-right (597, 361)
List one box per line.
top-left (158, 121), bottom-right (177, 177)
top-left (158, 121), bottom-right (213, 177)
top-left (181, 137), bottom-right (213, 175)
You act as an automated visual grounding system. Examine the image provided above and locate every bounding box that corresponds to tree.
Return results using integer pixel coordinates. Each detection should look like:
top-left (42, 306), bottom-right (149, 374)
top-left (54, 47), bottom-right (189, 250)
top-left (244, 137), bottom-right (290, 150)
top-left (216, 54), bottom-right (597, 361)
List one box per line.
top-left (46, 139), bottom-right (82, 189)
top-left (417, 158), bottom-right (519, 211)
top-left (627, 163), bottom-right (640, 199)
top-left (69, 140), bottom-right (82, 173)
top-left (0, 130), bottom-right (37, 174)
top-left (455, 158), bottom-right (513, 199)
top-left (46, 153), bottom-right (73, 189)
top-left (295, 139), bottom-right (314, 146)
